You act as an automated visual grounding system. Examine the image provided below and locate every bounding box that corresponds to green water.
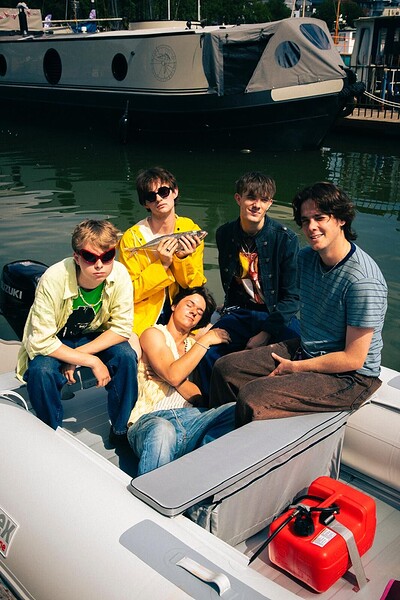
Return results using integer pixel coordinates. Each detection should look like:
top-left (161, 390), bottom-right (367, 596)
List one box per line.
top-left (0, 119), bottom-right (399, 370)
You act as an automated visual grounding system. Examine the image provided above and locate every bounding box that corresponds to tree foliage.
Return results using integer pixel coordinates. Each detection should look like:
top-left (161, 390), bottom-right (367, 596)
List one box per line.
top-left (4, 0), bottom-right (290, 23)
top-left (313, 0), bottom-right (364, 30)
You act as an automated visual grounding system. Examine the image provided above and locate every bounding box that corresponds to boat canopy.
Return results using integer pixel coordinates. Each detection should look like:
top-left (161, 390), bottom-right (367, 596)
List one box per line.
top-left (202, 17), bottom-right (346, 96)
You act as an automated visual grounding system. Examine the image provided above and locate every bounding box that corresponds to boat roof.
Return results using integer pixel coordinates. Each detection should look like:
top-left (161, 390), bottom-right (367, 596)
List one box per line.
top-left (202, 18), bottom-right (346, 96)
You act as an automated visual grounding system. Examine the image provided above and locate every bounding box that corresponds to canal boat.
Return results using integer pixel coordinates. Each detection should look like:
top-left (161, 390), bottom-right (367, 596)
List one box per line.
top-left (0, 13), bottom-right (363, 149)
top-left (0, 260), bottom-right (399, 599)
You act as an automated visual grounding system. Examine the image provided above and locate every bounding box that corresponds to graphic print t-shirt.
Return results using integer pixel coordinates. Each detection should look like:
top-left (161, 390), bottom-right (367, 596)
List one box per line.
top-left (226, 230), bottom-right (266, 307)
top-left (60, 283), bottom-right (104, 338)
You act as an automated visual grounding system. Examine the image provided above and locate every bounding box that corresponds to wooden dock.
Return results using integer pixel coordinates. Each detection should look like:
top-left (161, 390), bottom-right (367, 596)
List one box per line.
top-left (335, 106), bottom-right (400, 136)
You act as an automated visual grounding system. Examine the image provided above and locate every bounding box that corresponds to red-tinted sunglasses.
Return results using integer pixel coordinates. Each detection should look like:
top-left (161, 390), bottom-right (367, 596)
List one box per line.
top-left (78, 248), bottom-right (116, 264)
top-left (143, 186), bottom-right (172, 203)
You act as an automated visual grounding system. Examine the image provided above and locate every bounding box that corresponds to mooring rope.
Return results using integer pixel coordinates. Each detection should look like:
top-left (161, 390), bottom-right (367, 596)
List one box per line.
top-left (363, 90), bottom-right (400, 108)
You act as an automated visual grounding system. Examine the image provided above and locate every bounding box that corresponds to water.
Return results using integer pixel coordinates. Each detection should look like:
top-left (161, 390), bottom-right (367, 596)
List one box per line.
top-left (0, 117), bottom-right (399, 371)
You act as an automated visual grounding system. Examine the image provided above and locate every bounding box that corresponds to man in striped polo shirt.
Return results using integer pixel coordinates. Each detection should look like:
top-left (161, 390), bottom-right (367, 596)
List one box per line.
top-left (209, 182), bottom-right (388, 426)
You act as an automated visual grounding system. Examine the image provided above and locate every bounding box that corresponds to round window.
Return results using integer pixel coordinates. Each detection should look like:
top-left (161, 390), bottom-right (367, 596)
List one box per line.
top-left (43, 48), bottom-right (62, 85)
top-left (275, 41), bottom-right (301, 68)
top-left (112, 53), bottom-right (128, 81)
top-left (300, 24), bottom-right (331, 50)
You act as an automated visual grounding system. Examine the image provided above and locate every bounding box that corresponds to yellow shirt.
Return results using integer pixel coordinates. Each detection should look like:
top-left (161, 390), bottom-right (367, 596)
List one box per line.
top-left (118, 215), bottom-right (206, 336)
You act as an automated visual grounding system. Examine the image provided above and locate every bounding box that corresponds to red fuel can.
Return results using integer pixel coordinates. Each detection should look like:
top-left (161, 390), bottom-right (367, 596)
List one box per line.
top-left (268, 476), bottom-right (376, 592)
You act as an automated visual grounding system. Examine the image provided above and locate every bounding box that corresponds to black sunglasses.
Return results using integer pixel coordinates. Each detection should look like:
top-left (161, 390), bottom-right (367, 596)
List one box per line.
top-left (78, 248), bottom-right (116, 264)
top-left (143, 186), bottom-right (172, 203)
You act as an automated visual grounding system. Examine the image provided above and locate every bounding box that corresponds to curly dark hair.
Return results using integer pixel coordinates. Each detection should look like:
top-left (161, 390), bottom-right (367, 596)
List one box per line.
top-left (172, 286), bottom-right (216, 329)
top-left (292, 182), bottom-right (357, 241)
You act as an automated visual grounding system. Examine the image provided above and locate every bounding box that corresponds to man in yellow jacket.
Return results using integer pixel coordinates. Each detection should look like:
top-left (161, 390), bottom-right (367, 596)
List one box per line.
top-left (119, 167), bottom-right (206, 336)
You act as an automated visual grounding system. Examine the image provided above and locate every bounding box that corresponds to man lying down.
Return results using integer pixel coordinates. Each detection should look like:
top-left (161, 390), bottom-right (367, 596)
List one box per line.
top-left (127, 287), bottom-right (236, 476)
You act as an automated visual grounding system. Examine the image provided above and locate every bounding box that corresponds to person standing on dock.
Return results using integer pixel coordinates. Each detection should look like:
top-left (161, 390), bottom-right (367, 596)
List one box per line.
top-left (118, 166), bottom-right (206, 337)
top-left (209, 182), bottom-right (388, 425)
top-left (16, 219), bottom-right (138, 445)
top-left (195, 171), bottom-right (300, 400)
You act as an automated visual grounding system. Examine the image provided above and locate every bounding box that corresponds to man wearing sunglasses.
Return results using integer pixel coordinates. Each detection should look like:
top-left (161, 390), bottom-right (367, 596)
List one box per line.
top-left (17, 219), bottom-right (138, 445)
top-left (119, 166), bottom-right (206, 336)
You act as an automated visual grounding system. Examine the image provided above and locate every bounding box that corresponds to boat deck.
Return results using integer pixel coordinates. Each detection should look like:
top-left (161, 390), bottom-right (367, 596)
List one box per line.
top-left (335, 106), bottom-right (400, 136)
top-left (1, 342), bottom-right (400, 600)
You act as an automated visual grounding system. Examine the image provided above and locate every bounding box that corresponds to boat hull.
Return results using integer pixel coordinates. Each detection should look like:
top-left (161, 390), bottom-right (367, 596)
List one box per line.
top-left (0, 397), bottom-right (296, 600)
top-left (0, 20), bottom-right (352, 149)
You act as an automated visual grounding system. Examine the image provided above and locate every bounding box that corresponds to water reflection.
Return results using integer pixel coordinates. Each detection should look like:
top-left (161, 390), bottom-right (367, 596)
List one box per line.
top-left (0, 118), bottom-right (398, 369)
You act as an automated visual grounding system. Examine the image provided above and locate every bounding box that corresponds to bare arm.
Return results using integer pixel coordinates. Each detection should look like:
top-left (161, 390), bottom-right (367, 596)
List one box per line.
top-left (269, 326), bottom-right (374, 377)
top-left (140, 327), bottom-right (230, 388)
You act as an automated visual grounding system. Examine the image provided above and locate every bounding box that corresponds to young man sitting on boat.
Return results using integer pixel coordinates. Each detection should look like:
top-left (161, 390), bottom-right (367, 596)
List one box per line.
top-left (209, 182), bottom-right (388, 425)
top-left (118, 166), bottom-right (206, 337)
top-left (127, 286), bottom-right (236, 476)
top-left (16, 219), bottom-right (138, 445)
top-left (195, 171), bottom-right (300, 400)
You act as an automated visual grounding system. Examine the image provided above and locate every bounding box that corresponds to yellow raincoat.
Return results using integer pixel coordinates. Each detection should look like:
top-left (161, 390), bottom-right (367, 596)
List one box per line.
top-left (118, 215), bottom-right (206, 336)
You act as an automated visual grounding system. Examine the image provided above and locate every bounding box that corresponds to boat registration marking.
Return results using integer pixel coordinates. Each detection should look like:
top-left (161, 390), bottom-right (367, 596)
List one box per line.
top-left (0, 507), bottom-right (19, 558)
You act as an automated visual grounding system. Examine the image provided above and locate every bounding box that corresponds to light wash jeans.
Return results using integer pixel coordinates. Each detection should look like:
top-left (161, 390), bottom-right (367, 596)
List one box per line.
top-left (24, 335), bottom-right (138, 433)
top-left (128, 403), bottom-right (236, 476)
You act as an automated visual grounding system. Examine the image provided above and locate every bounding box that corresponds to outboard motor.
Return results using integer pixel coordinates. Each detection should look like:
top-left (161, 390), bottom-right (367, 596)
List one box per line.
top-left (0, 260), bottom-right (48, 340)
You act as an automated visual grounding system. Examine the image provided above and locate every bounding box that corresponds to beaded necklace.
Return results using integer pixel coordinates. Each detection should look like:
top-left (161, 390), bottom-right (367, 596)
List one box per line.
top-left (78, 284), bottom-right (104, 309)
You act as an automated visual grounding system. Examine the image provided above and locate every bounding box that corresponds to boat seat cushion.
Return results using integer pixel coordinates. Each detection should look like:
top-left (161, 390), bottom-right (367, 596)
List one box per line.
top-left (342, 367), bottom-right (400, 494)
top-left (129, 410), bottom-right (349, 546)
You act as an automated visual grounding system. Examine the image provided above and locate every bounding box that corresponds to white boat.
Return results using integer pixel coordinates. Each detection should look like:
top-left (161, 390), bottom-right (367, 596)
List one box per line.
top-left (0, 12), bottom-right (363, 149)
top-left (349, 13), bottom-right (400, 110)
top-left (1, 262), bottom-right (399, 599)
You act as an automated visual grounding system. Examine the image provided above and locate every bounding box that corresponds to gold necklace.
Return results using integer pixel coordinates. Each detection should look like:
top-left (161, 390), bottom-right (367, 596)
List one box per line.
top-left (78, 286), bottom-right (104, 308)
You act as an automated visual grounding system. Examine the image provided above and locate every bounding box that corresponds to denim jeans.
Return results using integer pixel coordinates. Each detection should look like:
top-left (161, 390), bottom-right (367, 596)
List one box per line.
top-left (24, 335), bottom-right (138, 433)
top-left (127, 403), bottom-right (236, 476)
top-left (195, 308), bottom-right (300, 400)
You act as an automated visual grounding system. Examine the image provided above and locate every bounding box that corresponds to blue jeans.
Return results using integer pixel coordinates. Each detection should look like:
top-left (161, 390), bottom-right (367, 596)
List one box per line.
top-left (196, 309), bottom-right (300, 400)
top-left (24, 335), bottom-right (138, 433)
top-left (128, 403), bottom-right (236, 476)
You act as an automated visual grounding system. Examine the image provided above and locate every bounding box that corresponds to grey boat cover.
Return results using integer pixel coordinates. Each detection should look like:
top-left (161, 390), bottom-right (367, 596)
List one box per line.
top-left (202, 17), bottom-right (346, 96)
top-left (130, 410), bottom-right (349, 546)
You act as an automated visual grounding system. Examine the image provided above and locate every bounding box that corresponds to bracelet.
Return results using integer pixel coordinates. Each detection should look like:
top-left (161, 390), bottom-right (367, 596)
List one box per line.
top-left (195, 340), bottom-right (210, 351)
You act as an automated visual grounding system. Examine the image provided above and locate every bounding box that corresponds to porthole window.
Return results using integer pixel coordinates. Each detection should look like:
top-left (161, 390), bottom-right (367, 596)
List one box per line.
top-left (300, 24), bottom-right (331, 50)
top-left (112, 53), bottom-right (128, 81)
top-left (0, 54), bottom-right (6, 76)
top-left (275, 41), bottom-right (301, 68)
top-left (43, 48), bottom-right (62, 84)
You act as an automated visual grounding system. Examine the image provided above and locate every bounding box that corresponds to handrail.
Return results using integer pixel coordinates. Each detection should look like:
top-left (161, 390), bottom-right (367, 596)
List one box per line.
top-left (42, 17), bottom-right (123, 24)
top-left (0, 390), bottom-right (29, 411)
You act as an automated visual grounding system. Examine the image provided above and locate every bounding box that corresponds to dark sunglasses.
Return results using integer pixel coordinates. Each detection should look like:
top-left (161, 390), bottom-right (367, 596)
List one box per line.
top-left (143, 186), bottom-right (172, 203)
top-left (78, 247), bottom-right (116, 264)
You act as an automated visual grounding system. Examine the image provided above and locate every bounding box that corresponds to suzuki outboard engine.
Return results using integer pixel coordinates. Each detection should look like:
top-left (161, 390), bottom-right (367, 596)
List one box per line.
top-left (0, 260), bottom-right (48, 340)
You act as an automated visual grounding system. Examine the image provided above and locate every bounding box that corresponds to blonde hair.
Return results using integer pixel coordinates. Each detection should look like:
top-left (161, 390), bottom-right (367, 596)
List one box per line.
top-left (71, 219), bottom-right (120, 252)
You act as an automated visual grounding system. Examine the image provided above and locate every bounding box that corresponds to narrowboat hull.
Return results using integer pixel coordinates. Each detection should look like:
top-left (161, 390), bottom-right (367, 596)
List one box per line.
top-left (0, 18), bottom-right (358, 148)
